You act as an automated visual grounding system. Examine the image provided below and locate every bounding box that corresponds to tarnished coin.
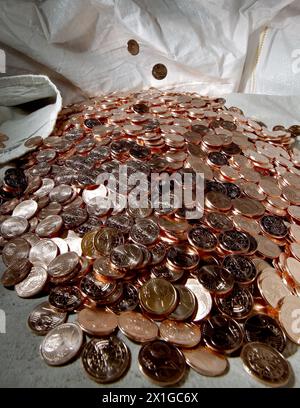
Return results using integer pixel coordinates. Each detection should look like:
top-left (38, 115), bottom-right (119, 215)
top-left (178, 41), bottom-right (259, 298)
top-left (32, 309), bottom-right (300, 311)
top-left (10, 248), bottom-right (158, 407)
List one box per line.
top-left (12, 199), bottom-right (38, 219)
top-left (138, 340), bottom-right (185, 385)
top-left (2, 237), bottom-right (31, 266)
top-left (49, 285), bottom-right (83, 312)
top-left (80, 273), bottom-right (116, 302)
top-left (35, 215), bottom-right (63, 237)
top-left (82, 336), bottom-right (130, 383)
top-left (206, 212), bottom-right (233, 232)
top-left (169, 285), bottom-right (196, 321)
top-left (195, 265), bottom-right (234, 296)
top-left (27, 301), bottom-right (67, 335)
top-left (29, 239), bottom-right (58, 267)
top-left (40, 323), bottom-right (83, 366)
top-left (15, 265), bottom-right (47, 298)
top-left (150, 241), bottom-right (168, 265)
top-left (1, 258), bottom-right (31, 287)
top-left (187, 226), bottom-right (218, 252)
top-left (166, 244), bottom-right (199, 270)
top-left (215, 284), bottom-right (253, 320)
top-left (152, 63), bottom-right (168, 80)
top-left (260, 215), bottom-right (288, 238)
top-left (109, 283), bottom-right (139, 314)
top-left (240, 342), bottom-right (291, 387)
top-left (245, 314), bottom-right (286, 352)
top-left (47, 252), bottom-right (79, 281)
top-left (106, 214), bottom-right (134, 233)
top-left (139, 278), bottom-right (177, 316)
top-left (77, 308), bottom-right (118, 336)
top-left (62, 208), bottom-right (88, 229)
top-left (185, 278), bottom-right (212, 322)
top-left (1, 216), bottom-right (28, 239)
top-left (129, 219), bottom-right (160, 246)
top-left (219, 230), bottom-right (250, 254)
top-left (159, 320), bottom-right (201, 348)
top-left (94, 227), bottom-right (124, 256)
top-left (202, 314), bottom-right (244, 354)
top-left (118, 311), bottom-right (159, 342)
top-left (279, 295), bottom-right (300, 344)
top-left (151, 263), bottom-right (184, 282)
top-left (223, 255), bottom-right (257, 285)
top-left (182, 346), bottom-right (228, 377)
top-left (110, 243), bottom-right (143, 270)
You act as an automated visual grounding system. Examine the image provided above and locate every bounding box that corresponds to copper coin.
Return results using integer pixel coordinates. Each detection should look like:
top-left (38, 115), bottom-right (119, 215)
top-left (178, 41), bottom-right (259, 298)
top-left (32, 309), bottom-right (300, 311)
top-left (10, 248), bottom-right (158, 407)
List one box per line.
top-left (182, 346), bottom-right (228, 377)
top-left (244, 314), bottom-right (286, 352)
top-left (15, 265), bottom-right (47, 298)
top-left (223, 255), bottom-right (257, 285)
top-left (159, 320), bottom-right (201, 348)
top-left (129, 219), bottom-right (159, 246)
top-left (206, 212), bottom-right (233, 232)
top-left (109, 283), bottom-right (138, 314)
top-left (77, 308), bottom-right (118, 336)
top-left (106, 214), bottom-right (134, 233)
top-left (29, 239), bottom-right (58, 267)
top-left (285, 257), bottom-right (300, 285)
top-left (169, 285), bottom-right (196, 321)
top-left (49, 285), bottom-right (83, 312)
top-left (118, 311), bottom-right (159, 342)
top-left (256, 235), bottom-right (281, 259)
top-left (138, 340), bottom-right (185, 386)
top-left (2, 237), bottom-right (30, 266)
top-left (232, 197), bottom-right (265, 218)
top-left (150, 241), bottom-right (168, 265)
top-left (110, 244), bottom-right (143, 270)
top-left (12, 199), bottom-right (38, 219)
top-left (47, 252), bottom-right (79, 280)
top-left (80, 273), bottom-right (116, 302)
top-left (127, 39), bottom-right (139, 55)
top-left (1, 216), bottom-right (28, 239)
top-left (185, 278), bottom-right (212, 321)
top-left (39, 202), bottom-right (62, 219)
top-left (166, 244), bottom-right (199, 269)
top-left (205, 191), bottom-right (232, 212)
top-left (94, 227), bottom-right (124, 256)
top-left (202, 314), bottom-right (244, 354)
top-left (35, 215), bottom-right (63, 237)
top-left (27, 301), bottom-right (67, 335)
top-left (187, 226), bottom-right (218, 252)
top-left (40, 323), bottom-right (83, 366)
top-left (139, 278), bottom-right (177, 316)
top-left (1, 258), bottom-right (31, 287)
top-left (219, 230), bottom-right (250, 254)
top-left (260, 215), bottom-right (288, 239)
top-left (151, 263), bottom-right (184, 282)
top-left (24, 136), bottom-right (43, 148)
top-left (232, 214), bottom-right (261, 235)
top-left (215, 284), bottom-right (253, 320)
top-left (93, 256), bottom-right (125, 280)
top-left (152, 63), bottom-right (168, 80)
top-left (279, 295), bottom-right (300, 344)
top-left (257, 271), bottom-right (290, 309)
top-left (82, 336), bottom-right (130, 383)
top-left (240, 342), bottom-right (290, 387)
top-left (195, 265), bottom-right (234, 295)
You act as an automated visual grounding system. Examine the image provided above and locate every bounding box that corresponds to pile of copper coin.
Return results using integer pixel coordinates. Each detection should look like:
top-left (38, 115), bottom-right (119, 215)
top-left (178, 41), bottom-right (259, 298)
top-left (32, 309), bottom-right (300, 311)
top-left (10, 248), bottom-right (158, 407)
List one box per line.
top-left (1, 88), bottom-right (300, 387)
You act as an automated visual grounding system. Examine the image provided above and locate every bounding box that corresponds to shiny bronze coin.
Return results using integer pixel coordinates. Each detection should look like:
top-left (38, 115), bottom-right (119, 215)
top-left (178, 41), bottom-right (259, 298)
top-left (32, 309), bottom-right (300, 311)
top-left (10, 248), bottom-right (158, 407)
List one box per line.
top-left (232, 214), bottom-right (261, 235)
top-left (2, 237), bottom-right (31, 266)
top-left (118, 311), bottom-right (159, 342)
top-left (1, 259), bottom-right (31, 287)
top-left (47, 252), bottom-right (79, 281)
top-left (139, 278), bottom-right (177, 316)
top-left (110, 243), bottom-right (143, 270)
top-left (169, 285), bottom-right (196, 321)
top-left (0, 216), bottom-right (28, 239)
top-left (81, 230), bottom-right (98, 258)
top-left (93, 256), bottom-right (125, 280)
top-left (232, 197), bottom-right (265, 218)
top-left (160, 319), bottom-right (201, 348)
top-left (195, 264), bottom-right (234, 296)
top-left (240, 342), bottom-right (291, 387)
top-left (82, 336), bottom-right (130, 383)
top-left (138, 340), bottom-right (185, 386)
top-left (40, 322), bottom-right (83, 366)
top-left (49, 285), bottom-right (83, 312)
top-left (205, 191), bottom-right (232, 212)
top-left (202, 314), bottom-right (244, 354)
top-left (77, 308), bottom-right (118, 336)
top-left (109, 283), bottom-right (139, 314)
top-left (206, 212), bottom-right (233, 232)
top-left (257, 270), bottom-right (291, 309)
top-left (152, 63), bottom-right (168, 80)
top-left (219, 230), bottom-right (250, 254)
top-left (80, 273), bottom-right (116, 302)
top-left (256, 235), bottom-right (281, 259)
top-left (215, 284), bottom-right (253, 320)
top-left (182, 346), bottom-right (228, 377)
top-left (185, 278), bottom-right (212, 322)
top-left (279, 295), bottom-right (300, 344)
top-left (166, 244), bottom-right (199, 269)
top-left (223, 255), bottom-right (257, 285)
top-left (187, 226), bottom-right (218, 252)
top-left (260, 215), bottom-right (288, 239)
top-left (27, 301), bottom-right (67, 335)
top-left (244, 314), bottom-right (286, 352)
top-left (94, 227), bottom-right (124, 256)
top-left (15, 265), bottom-right (47, 298)
top-left (35, 215), bottom-right (63, 237)
top-left (129, 219), bottom-right (159, 246)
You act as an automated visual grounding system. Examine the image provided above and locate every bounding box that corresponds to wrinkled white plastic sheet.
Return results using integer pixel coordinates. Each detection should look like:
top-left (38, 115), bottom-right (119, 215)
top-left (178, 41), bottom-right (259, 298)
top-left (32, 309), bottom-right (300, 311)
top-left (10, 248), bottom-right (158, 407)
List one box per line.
top-left (0, 0), bottom-right (297, 104)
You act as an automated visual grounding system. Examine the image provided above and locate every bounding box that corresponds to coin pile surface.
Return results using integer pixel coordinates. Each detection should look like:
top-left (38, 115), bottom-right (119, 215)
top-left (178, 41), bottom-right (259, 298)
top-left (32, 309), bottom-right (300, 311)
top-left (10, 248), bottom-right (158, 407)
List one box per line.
top-left (1, 88), bottom-right (300, 387)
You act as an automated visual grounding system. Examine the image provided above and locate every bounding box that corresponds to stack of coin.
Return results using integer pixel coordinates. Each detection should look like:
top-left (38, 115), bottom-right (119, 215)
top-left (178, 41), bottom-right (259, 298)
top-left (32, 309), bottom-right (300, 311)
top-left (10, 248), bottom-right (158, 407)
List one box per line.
top-left (1, 88), bottom-right (300, 387)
